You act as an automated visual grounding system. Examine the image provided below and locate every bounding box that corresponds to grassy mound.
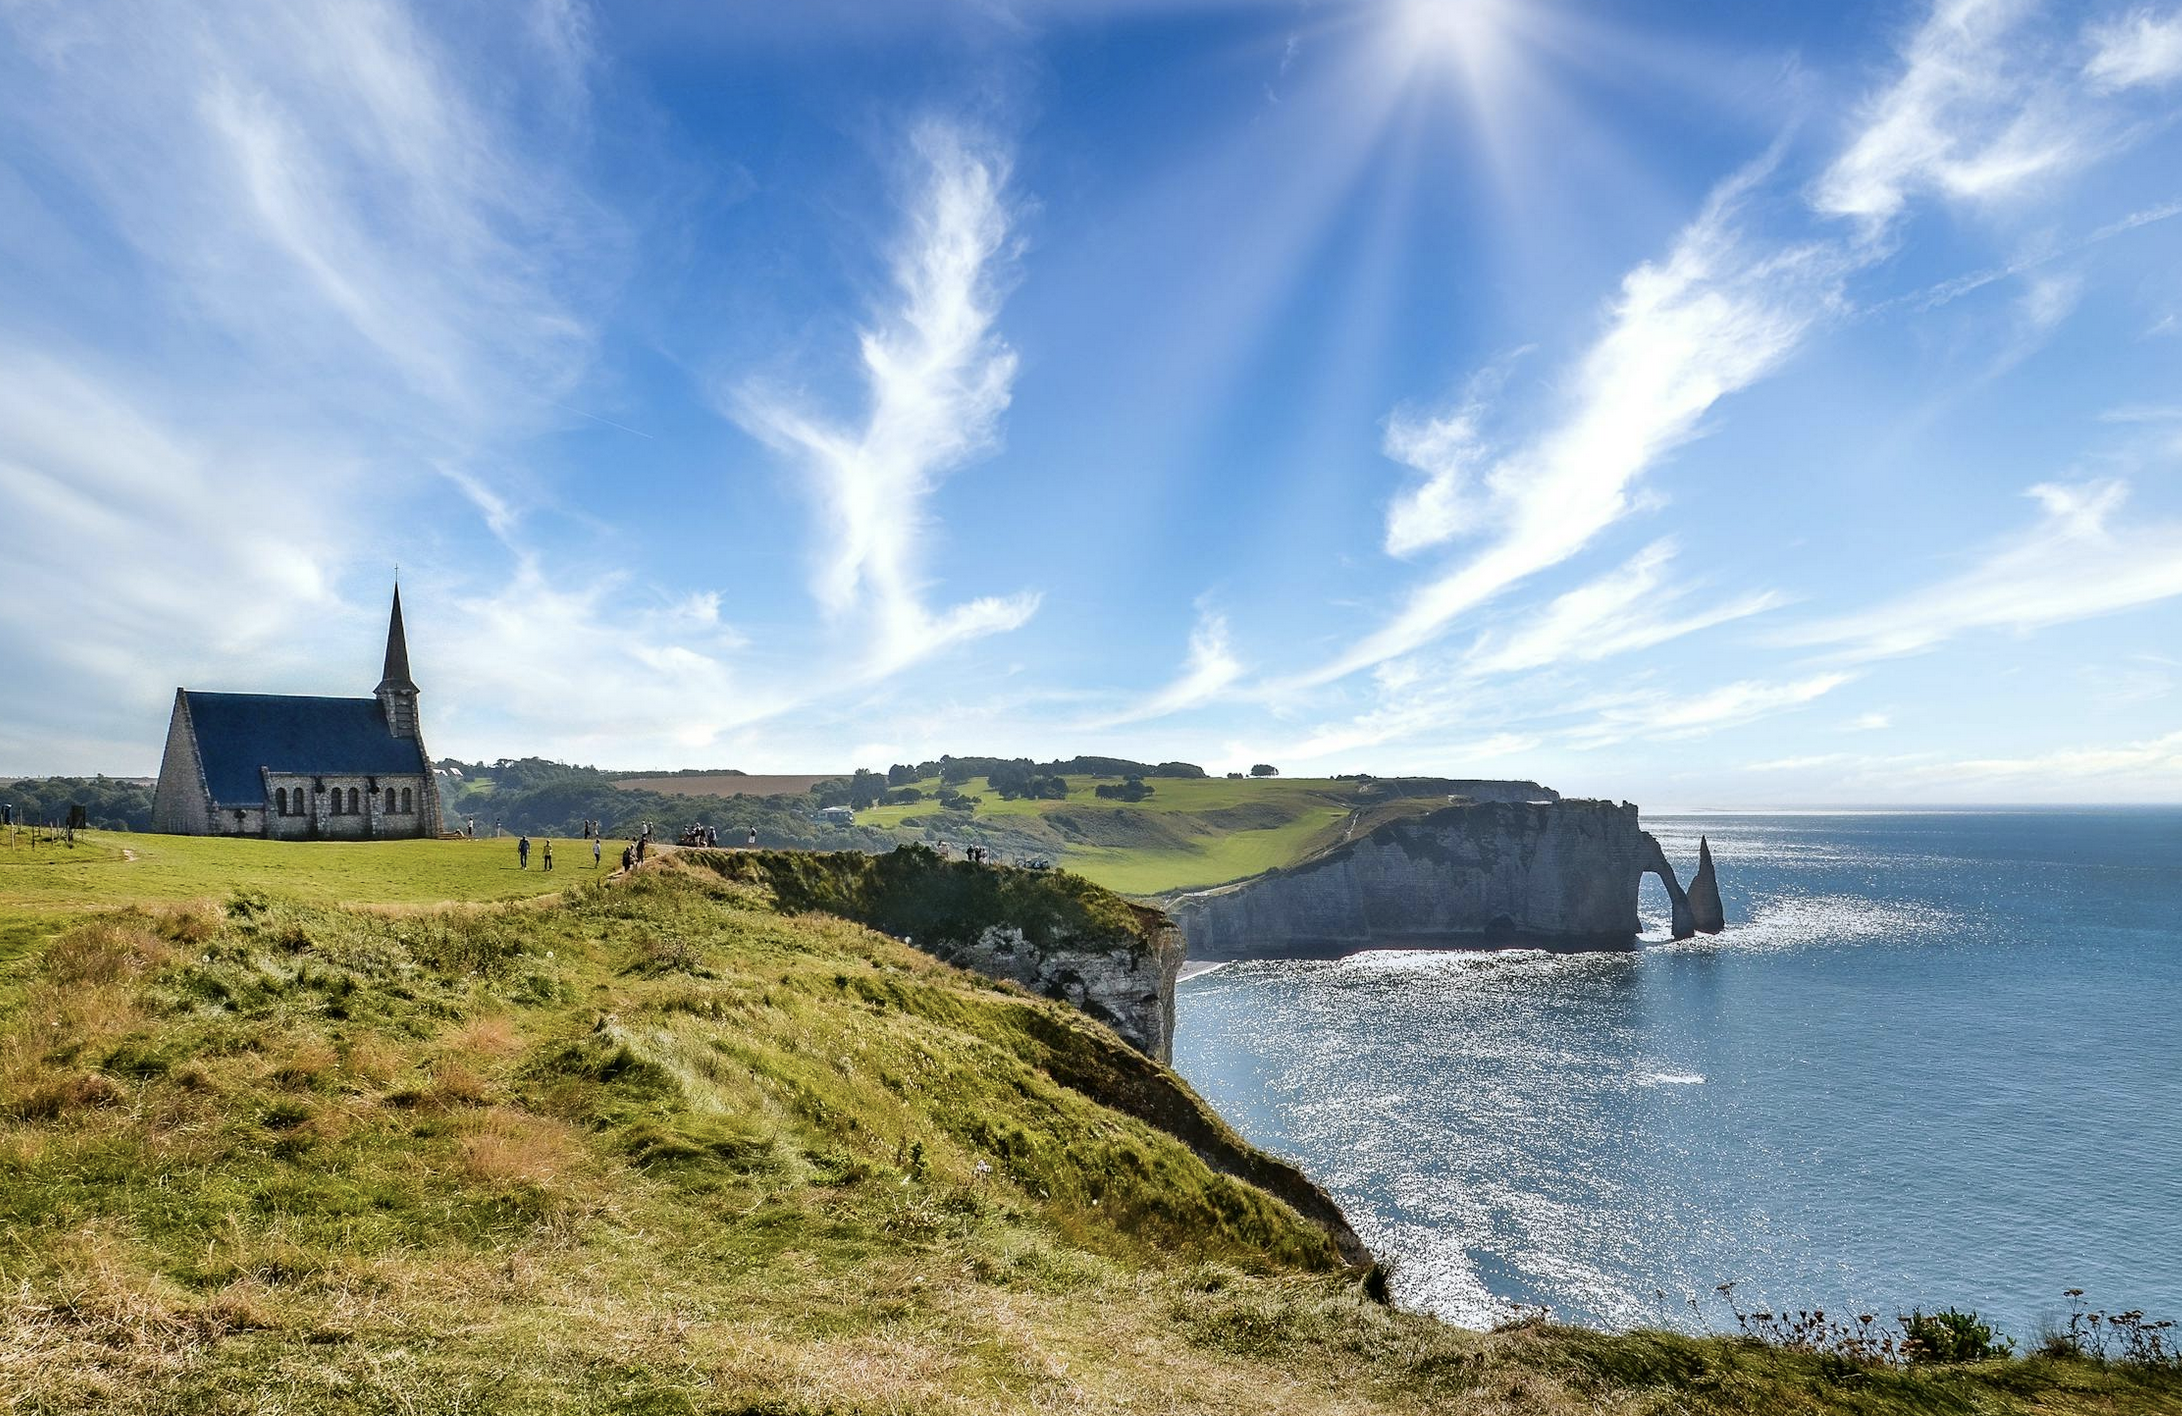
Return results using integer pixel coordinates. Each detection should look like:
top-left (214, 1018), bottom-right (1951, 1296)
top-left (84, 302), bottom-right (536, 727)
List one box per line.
top-left (2, 861), bottom-right (2176, 1412)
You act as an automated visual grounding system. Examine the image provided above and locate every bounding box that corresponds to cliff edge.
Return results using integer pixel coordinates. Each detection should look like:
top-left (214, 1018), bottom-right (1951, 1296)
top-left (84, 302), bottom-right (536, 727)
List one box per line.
top-left (680, 844), bottom-right (1185, 1061)
top-left (1169, 799), bottom-right (1703, 959)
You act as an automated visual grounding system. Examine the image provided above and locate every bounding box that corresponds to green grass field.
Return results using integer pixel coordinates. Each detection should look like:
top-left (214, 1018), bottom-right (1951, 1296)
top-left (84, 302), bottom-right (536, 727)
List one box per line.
top-left (858, 775), bottom-right (1386, 895)
top-left (0, 827), bottom-right (615, 913)
top-left (1, 838), bottom-right (2175, 1412)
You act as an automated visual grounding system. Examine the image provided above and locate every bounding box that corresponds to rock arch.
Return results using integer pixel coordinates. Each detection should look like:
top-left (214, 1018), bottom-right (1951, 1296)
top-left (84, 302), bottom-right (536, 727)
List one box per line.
top-left (1639, 831), bottom-right (1697, 939)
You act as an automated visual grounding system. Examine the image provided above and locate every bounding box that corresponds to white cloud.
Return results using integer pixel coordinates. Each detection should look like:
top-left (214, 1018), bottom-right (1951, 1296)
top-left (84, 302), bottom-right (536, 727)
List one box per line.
top-left (1782, 480), bottom-right (2182, 658)
top-left (0, 0), bottom-right (634, 771)
top-left (1739, 732), bottom-right (2182, 798)
top-left (1564, 672), bottom-right (1856, 749)
top-left (1906, 730), bottom-right (2182, 784)
top-left (429, 558), bottom-right (772, 763)
top-left (1462, 539), bottom-right (1784, 676)
top-left (1844, 711), bottom-right (1893, 732)
top-left (1743, 752), bottom-right (1861, 772)
top-left (1089, 605), bottom-right (1245, 727)
top-left (2085, 7), bottom-right (2182, 89)
top-left (1812, 0), bottom-right (2083, 227)
top-left (2018, 270), bottom-right (2083, 332)
top-left (0, 351), bottom-right (344, 684)
top-left (1384, 403), bottom-right (1491, 556)
top-left (0, 0), bottom-right (612, 440)
top-left (735, 120), bottom-right (1039, 675)
top-left (1308, 160), bottom-right (1837, 685)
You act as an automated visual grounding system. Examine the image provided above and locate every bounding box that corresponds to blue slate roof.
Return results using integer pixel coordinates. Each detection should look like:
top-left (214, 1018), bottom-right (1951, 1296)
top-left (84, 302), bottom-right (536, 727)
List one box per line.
top-left (183, 692), bottom-right (428, 805)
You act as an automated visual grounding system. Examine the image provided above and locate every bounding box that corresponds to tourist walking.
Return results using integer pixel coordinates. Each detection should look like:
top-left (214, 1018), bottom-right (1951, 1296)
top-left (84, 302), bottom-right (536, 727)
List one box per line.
top-left (517, 835), bottom-right (531, 869)
top-left (593, 837), bottom-right (602, 869)
top-left (543, 840), bottom-right (554, 871)
top-left (621, 843), bottom-right (635, 872)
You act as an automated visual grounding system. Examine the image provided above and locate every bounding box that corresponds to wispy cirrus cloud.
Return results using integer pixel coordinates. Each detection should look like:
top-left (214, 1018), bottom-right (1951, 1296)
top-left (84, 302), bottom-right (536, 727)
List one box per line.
top-left (1273, 0), bottom-right (2170, 757)
top-left (1309, 158), bottom-right (1836, 687)
top-left (2085, 6), bottom-right (2182, 89)
top-left (1087, 604), bottom-right (1245, 728)
top-left (1811, 0), bottom-right (2087, 228)
top-left (430, 558), bottom-right (769, 761)
top-left (1565, 672), bottom-right (1857, 750)
top-left (735, 120), bottom-right (1039, 676)
top-left (1, 0), bottom-right (614, 440)
top-left (0, 0), bottom-right (631, 769)
top-left (1781, 480), bottom-right (2182, 659)
top-left (1462, 539), bottom-right (1784, 677)
top-left (1744, 730), bottom-right (2182, 797)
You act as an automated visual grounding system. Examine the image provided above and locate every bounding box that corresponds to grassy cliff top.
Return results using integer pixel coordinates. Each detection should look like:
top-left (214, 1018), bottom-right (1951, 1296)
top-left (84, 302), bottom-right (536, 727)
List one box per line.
top-left (856, 775), bottom-right (1451, 895)
top-left (2, 839), bottom-right (2175, 1413)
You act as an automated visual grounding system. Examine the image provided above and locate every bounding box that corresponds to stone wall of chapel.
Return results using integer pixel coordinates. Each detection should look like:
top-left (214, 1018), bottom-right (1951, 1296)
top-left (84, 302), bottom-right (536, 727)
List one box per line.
top-left (264, 774), bottom-right (430, 839)
top-left (150, 693), bottom-right (212, 836)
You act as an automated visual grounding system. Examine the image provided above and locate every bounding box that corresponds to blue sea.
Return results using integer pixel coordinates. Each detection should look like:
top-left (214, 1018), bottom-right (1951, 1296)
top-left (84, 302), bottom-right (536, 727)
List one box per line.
top-left (1173, 809), bottom-right (2182, 1339)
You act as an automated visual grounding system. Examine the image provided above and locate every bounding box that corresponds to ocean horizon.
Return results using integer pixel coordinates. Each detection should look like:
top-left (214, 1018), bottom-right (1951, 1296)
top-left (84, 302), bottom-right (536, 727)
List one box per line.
top-left (1174, 807), bottom-right (2182, 1339)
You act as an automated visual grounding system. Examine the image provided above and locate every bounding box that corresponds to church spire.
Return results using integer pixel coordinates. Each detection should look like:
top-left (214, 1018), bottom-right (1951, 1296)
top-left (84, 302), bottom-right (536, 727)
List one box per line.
top-left (378, 584), bottom-right (417, 694)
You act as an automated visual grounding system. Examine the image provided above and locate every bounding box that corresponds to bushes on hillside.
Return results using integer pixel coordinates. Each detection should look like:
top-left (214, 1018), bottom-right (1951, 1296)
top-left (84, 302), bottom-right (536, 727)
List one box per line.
top-left (988, 763), bottom-right (1068, 800)
top-left (1094, 777), bottom-right (1154, 802)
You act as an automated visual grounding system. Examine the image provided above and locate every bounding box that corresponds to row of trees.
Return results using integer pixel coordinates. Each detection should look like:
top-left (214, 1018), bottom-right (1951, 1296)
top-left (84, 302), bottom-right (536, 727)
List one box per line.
top-left (882, 755), bottom-right (1206, 789)
top-left (1, 776), bottom-right (154, 831)
top-left (436, 760), bottom-right (893, 850)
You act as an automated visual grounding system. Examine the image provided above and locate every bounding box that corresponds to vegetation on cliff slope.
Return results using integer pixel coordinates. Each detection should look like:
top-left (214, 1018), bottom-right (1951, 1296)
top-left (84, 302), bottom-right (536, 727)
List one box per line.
top-left (2, 840), bottom-right (2176, 1413)
top-left (684, 844), bottom-right (1156, 957)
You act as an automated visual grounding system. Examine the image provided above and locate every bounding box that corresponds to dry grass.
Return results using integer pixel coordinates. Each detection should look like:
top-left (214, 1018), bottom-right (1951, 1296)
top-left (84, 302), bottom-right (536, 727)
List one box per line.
top-left (2, 870), bottom-right (2176, 1415)
top-left (456, 1107), bottom-right (589, 1189)
top-left (445, 1013), bottom-right (524, 1058)
top-left (42, 922), bottom-right (171, 986)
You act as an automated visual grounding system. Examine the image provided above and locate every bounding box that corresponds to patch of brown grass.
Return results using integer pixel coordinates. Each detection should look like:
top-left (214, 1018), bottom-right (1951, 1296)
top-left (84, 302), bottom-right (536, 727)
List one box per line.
top-left (3, 1070), bottom-right (126, 1122)
top-left (428, 1057), bottom-right (489, 1107)
top-left (446, 1013), bottom-right (524, 1058)
top-left (44, 920), bottom-right (172, 986)
top-left (457, 1107), bottom-right (588, 1190)
top-left (268, 1041), bottom-right (338, 1091)
top-left (389, 1056), bottom-right (489, 1111)
top-left (338, 1034), bottom-right (408, 1089)
top-left (147, 899), bottom-right (224, 946)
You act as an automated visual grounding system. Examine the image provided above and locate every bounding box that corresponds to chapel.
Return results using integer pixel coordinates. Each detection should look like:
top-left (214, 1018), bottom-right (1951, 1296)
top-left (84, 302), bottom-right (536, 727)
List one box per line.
top-left (150, 587), bottom-right (441, 838)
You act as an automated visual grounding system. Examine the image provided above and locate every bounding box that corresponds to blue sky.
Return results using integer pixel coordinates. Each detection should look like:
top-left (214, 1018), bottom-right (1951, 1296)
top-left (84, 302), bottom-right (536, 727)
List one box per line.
top-left (2, 0), bottom-right (2179, 804)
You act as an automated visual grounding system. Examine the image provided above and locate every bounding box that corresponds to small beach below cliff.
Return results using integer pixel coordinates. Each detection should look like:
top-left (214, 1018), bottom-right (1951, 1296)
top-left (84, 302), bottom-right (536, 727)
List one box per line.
top-left (1174, 807), bottom-right (2182, 1339)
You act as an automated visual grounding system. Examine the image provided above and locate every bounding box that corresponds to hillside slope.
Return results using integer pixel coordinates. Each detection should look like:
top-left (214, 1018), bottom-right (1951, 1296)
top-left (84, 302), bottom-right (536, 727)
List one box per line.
top-left (857, 775), bottom-right (1525, 895)
top-left (2, 849), bottom-right (2175, 1413)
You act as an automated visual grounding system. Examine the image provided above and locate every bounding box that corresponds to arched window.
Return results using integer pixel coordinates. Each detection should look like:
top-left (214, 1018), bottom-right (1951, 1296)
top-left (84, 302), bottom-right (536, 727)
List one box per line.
top-left (275, 788), bottom-right (288, 815)
top-left (385, 788), bottom-right (397, 814)
top-left (327, 792), bottom-right (339, 816)
top-left (348, 788), bottom-right (361, 814)
top-left (401, 787), bottom-right (413, 814)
